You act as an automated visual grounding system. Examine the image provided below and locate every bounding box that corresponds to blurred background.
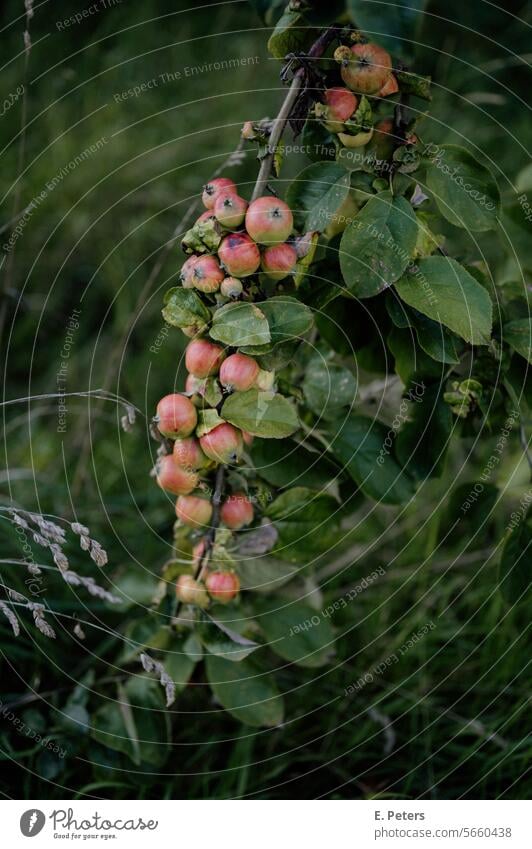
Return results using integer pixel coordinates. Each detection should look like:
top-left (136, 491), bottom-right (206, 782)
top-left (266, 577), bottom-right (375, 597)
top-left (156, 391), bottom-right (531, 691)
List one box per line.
top-left (0, 0), bottom-right (530, 799)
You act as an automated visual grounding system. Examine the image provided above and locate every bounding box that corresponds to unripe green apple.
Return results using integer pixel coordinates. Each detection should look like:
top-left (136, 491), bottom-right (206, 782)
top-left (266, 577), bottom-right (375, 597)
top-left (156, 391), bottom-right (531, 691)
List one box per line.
top-left (205, 570), bottom-right (240, 604)
top-left (336, 42), bottom-right (392, 95)
top-left (175, 494), bottom-right (213, 528)
top-left (190, 254), bottom-right (224, 294)
top-left (156, 455), bottom-right (199, 495)
top-left (245, 196), bottom-right (293, 245)
top-left (175, 574), bottom-right (209, 608)
top-left (218, 232), bottom-right (261, 277)
top-left (221, 492), bottom-right (254, 529)
top-left (173, 436), bottom-right (209, 469)
top-left (214, 193), bottom-right (248, 229)
top-left (219, 353), bottom-right (260, 391)
top-left (185, 339), bottom-right (226, 378)
top-left (199, 422), bottom-right (243, 464)
top-left (220, 276), bottom-right (243, 299)
top-left (156, 393), bottom-right (198, 438)
top-left (202, 177), bottom-right (237, 210)
top-left (260, 242), bottom-right (297, 280)
top-left (337, 128), bottom-right (374, 148)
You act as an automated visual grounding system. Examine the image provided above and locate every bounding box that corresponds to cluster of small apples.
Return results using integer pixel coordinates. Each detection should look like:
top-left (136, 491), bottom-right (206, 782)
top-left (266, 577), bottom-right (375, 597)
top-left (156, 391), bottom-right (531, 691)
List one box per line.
top-left (153, 177), bottom-right (301, 609)
top-left (314, 40), bottom-right (401, 150)
top-left (179, 176), bottom-right (298, 298)
top-left (154, 352), bottom-right (257, 607)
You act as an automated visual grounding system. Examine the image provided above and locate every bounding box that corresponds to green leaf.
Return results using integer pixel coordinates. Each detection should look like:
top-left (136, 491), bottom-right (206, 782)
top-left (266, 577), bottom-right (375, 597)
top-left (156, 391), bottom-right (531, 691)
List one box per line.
top-left (162, 287), bottom-right (210, 328)
top-left (210, 302), bottom-right (270, 347)
top-left (251, 437), bottom-right (337, 489)
top-left (256, 601), bottom-right (336, 668)
top-left (265, 486), bottom-right (341, 562)
top-left (395, 69), bottom-right (432, 100)
top-left (347, 0), bottom-right (427, 59)
top-left (498, 508), bottom-right (531, 603)
top-left (411, 311), bottom-right (461, 364)
top-left (237, 554), bottom-right (297, 593)
top-left (386, 294), bottom-right (460, 364)
top-left (162, 644), bottom-right (197, 693)
top-left (202, 377), bottom-right (223, 407)
top-left (504, 319), bottom-right (532, 363)
top-left (196, 408), bottom-right (224, 437)
top-left (197, 612), bottom-right (259, 662)
top-left (301, 118), bottom-right (336, 163)
top-left (222, 389), bottom-right (299, 438)
top-left (257, 296), bottom-right (314, 346)
top-left (205, 655), bottom-right (284, 727)
top-left (425, 144), bottom-right (501, 232)
top-left (91, 678), bottom-right (170, 766)
top-left (445, 482), bottom-right (499, 532)
top-left (286, 163), bottom-right (351, 233)
top-left (267, 9), bottom-right (312, 59)
top-left (327, 415), bottom-right (416, 505)
top-left (516, 162), bottom-right (532, 193)
top-left (340, 191), bottom-right (418, 298)
top-left (303, 354), bottom-right (357, 419)
top-left (395, 256), bottom-right (493, 345)
top-left (387, 326), bottom-right (443, 384)
top-left (395, 384), bottom-right (453, 480)
top-left (256, 339), bottom-right (300, 371)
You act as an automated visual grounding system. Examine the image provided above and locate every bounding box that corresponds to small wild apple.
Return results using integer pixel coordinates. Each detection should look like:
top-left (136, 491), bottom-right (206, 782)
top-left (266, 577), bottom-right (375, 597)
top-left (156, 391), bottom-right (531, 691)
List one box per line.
top-left (199, 422), bottom-right (243, 464)
top-left (156, 455), bottom-right (199, 495)
top-left (214, 193), bottom-right (248, 229)
top-left (175, 495), bottom-right (213, 528)
top-left (156, 393), bottom-right (197, 438)
top-left (202, 177), bottom-right (237, 210)
top-left (185, 339), bottom-right (226, 378)
top-left (175, 574), bottom-right (209, 607)
top-left (219, 353), bottom-right (260, 391)
top-left (260, 242), bottom-right (297, 280)
top-left (221, 492), bottom-right (254, 529)
top-left (245, 196), bottom-right (293, 245)
top-left (205, 571), bottom-right (240, 604)
top-left (218, 232), bottom-right (261, 277)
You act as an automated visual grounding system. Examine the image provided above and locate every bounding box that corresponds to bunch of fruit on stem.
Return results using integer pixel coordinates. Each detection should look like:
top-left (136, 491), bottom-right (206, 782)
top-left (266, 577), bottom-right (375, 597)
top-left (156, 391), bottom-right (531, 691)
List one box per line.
top-left (313, 36), bottom-right (417, 154)
top-left (153, 176), bottom-right (298, 609)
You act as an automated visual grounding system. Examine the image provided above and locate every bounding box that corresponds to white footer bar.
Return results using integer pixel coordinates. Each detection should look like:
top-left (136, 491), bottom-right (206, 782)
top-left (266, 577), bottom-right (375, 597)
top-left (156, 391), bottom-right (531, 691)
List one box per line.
top-left (2, 800), bottom-right (529, 848)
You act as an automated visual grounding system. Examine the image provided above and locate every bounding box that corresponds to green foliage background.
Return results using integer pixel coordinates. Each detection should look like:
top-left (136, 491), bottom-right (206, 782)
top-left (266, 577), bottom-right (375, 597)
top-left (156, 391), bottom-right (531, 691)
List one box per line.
top-left (0, 0), bottom-right (530, 799)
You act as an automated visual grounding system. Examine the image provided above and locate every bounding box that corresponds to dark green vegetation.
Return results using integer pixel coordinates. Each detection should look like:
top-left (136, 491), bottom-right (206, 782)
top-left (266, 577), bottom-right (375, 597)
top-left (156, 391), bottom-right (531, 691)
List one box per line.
top-left (0, 0), bottom-right (530, 799)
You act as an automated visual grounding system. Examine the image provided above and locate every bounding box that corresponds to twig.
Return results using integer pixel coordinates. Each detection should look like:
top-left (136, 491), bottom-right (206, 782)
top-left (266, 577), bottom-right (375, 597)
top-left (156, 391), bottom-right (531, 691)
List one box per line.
top-left (197, 463), bottom-right (226, 581)
top-left (251, 24), bottom-right (342, 202)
